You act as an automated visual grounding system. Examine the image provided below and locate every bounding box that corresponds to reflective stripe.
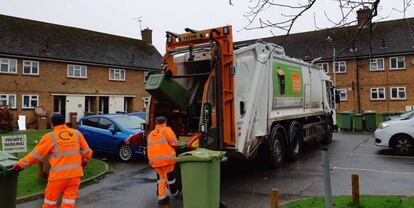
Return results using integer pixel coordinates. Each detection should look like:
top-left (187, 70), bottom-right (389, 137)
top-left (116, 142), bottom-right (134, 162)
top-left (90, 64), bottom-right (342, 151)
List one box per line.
top-left (49, 132), bottom-right (59, 154)
top-left (44, 199), bottom-right (57, 205)
top-left (31, 151), bottom-right (43, 161)
top-left (50, 163), bottom-right (82, 171)
top-left (50, 150), bottom-right (80, 158)
top-left (167, 137), bottom-right (177, 144)
top-left (158, 195), bottom-right (167, 200)
top-left (168, 178), bottom-right (176, 185)
top-left (80, 148), bottom-right (91, 155)
top-left (21, 158), bottom-right (29, 167)
top-left (62, 198), bottom-right (76, 204)
top-left (157, 179), bottom-right (167, 184)
top-left (148, 153), bottom-right (176, 163)
top-left (147, 127), bottom-right (167, 146)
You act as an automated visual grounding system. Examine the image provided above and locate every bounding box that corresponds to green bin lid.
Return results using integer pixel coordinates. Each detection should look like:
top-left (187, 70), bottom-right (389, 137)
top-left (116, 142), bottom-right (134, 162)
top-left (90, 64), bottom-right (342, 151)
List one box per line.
top-left (177, 148), bottom-right (225, 163)
top-left (0, 151), bottom-right (18, 168)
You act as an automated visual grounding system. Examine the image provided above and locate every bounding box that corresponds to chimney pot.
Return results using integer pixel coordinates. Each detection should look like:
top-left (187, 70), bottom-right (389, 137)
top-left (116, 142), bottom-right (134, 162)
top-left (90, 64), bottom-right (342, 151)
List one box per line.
top-left (141, 28), bottom-right (153, 44)
top-left (357, 7), bottom-right (371, 28)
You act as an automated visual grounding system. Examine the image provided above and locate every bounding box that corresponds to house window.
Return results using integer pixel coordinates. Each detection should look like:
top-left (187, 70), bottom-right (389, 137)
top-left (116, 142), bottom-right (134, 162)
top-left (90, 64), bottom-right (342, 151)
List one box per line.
top-left (317, 63), bottom-right (329, 73)
top-left (370, 88), bottom-right (385, 100)
top-left (23, 60), bottom-right (40, 75)
top-left (389, 56), bottom-right (405, 70)
top-left (0, 58), bottom-right (17, 74)
top-left (109, 68), bottom-right (126, 81)
top-left (22, 95), bottom-right (38, 109)
top-left (67, 65), bottom-right (87, 78)
top-left (0, 94), bottom-right (16, 109)
top-left (369, 58), bottom-right (384, 71)
top-left (390, 87), bottom-right (406, 100)
top-left (334, 61), bottom-right (346, 73)
top-left (336, 89), bottom-right (347, 101)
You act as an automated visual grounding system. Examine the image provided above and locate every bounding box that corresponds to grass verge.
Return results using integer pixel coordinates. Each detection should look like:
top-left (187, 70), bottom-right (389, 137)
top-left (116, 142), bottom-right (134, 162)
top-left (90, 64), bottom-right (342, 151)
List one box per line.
top-left (282, 196), bottom-right (414, 208)
top-left (0, 130), bottom-right (107, 198)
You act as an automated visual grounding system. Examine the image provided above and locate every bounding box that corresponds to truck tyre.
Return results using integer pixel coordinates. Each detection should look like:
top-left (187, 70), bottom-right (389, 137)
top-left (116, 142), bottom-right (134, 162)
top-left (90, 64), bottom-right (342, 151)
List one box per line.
top-left (267, 124), bottom-right (287, 168)
top-left (322, 118), bottom-right (333, 145)
top-left (287, 121), bottom-right (303, 161)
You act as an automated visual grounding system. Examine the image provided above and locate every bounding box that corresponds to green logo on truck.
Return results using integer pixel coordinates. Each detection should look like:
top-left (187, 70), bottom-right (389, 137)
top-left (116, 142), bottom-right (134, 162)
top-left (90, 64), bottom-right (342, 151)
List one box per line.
top-left (272, 63), bottom-right (303, 109)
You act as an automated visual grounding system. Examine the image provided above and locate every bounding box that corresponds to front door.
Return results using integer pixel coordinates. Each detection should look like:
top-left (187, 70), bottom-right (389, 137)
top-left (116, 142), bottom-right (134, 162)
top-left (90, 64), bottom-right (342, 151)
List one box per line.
top-left (53, 96), bottom-right (66, 118)
top-left (65, 96), bottom-right (85, 122)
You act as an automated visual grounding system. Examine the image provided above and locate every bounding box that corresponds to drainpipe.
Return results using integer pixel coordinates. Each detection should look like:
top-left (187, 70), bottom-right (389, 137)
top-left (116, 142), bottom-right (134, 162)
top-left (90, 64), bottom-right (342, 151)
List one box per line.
top-left (356, 58), bottom-right (361, 113)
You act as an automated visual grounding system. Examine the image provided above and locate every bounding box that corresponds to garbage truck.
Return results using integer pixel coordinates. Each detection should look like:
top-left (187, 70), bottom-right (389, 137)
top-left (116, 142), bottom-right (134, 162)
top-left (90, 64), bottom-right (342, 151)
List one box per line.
top-left (145, 26), bottom-right (335, 168)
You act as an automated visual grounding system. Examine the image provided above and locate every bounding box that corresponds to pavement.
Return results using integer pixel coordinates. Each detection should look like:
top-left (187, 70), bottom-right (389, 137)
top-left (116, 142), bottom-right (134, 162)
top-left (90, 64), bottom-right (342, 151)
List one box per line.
top-left (17, 132), bottom-right (414, 208)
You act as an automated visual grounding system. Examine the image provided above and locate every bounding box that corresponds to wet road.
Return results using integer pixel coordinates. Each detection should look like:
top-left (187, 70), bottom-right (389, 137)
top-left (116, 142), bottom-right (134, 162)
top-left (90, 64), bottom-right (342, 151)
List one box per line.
top-left (18, 133), bottom-right (414, 208)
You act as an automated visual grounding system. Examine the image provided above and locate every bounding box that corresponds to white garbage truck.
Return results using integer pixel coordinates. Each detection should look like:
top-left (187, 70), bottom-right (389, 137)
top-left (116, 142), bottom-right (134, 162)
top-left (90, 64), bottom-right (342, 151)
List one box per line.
top-left (145, 26), bottom-right (335, 168)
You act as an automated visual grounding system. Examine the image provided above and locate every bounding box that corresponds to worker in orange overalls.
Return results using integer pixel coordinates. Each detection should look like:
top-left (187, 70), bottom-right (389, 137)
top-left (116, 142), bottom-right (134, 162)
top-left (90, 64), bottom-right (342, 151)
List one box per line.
top-left (12, 114), bottom-right (93, 208)
top-left (147, 116), bottom-right (179, 204)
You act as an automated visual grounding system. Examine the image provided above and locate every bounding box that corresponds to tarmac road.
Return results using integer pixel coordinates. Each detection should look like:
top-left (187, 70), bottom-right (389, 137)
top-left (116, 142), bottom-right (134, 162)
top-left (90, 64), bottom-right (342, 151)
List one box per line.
top-left (17, 132), bottom-right (414, 208)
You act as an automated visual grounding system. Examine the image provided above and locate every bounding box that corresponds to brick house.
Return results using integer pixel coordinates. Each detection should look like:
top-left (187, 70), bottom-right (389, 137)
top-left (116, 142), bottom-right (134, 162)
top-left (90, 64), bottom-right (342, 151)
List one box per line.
top-left (0, 14), bottom-right (161, 124)
top-left (237, 9), bottom-right (414, 113)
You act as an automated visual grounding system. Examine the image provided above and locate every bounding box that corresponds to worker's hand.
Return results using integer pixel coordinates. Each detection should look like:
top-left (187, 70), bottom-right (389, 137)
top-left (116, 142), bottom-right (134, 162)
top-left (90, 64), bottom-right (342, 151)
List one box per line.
top-left (82, 160), bottom-right (89, 169)
top-left (12, 163), bottom-right (24, 172)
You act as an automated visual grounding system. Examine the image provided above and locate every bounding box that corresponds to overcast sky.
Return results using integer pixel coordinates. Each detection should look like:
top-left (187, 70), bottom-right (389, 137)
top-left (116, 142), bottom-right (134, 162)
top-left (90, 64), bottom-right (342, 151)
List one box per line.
top-left (0, 0), bottom-right (412, 52)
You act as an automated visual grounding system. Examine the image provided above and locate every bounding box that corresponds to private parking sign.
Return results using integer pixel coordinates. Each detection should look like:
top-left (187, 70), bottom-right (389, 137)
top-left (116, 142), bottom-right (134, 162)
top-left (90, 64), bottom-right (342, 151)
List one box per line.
top-left (1, 135), bottom-right (27, 153)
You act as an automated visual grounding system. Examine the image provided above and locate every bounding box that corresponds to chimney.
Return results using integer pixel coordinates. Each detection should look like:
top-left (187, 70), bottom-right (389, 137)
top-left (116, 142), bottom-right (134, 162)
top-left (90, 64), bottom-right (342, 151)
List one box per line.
top-left (141, 28), bottom-right (152, 44)
top-left (356, 7), bottom-right (371, 28)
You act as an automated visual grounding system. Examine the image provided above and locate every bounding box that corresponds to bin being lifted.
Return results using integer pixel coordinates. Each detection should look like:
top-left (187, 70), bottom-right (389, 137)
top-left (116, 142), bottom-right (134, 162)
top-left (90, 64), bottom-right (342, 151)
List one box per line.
top-left (145, 26), bottom-right (336, 168)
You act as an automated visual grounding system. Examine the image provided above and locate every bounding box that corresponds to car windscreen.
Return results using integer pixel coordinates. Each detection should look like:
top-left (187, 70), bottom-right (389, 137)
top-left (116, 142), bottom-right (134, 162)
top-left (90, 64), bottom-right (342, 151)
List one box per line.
top-left (112, 116), bottom-right (145, 129)
top-left (400, 111), bottom-right (414, 120)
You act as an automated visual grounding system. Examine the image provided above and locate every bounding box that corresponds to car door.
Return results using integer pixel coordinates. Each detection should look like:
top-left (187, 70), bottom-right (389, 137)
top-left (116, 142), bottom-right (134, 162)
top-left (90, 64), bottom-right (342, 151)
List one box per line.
top-left (96, 118), bottom-right (123, 152)
top-left (78, 117), bottom-right (100, 150)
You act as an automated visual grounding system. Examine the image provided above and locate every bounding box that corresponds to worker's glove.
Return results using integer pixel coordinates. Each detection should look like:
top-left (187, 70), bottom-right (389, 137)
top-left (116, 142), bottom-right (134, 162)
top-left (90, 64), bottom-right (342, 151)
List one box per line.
top-left (82, 160), bottom-right (89, 169)
top-left (12, 163), bottom-right (24, 172)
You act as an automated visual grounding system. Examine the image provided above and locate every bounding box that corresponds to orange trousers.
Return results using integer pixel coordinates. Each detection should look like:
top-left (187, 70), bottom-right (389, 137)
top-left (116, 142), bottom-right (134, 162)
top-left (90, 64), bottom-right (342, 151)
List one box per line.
top-left (155, 164), bottom-right (175, 200)
top-left (42, 177), bottom-right (81, 208)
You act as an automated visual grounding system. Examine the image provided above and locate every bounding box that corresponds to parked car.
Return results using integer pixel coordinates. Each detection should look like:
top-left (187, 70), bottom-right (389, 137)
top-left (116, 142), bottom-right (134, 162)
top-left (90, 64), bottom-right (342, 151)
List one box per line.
top-left (77, 114), bottom-right (146, 161)
top-left (128, 112), bottom-right (146, 120)
top-left (384, 110), bottom-right (414, 121)
top-left (375, 112), bottom-right (414, 155)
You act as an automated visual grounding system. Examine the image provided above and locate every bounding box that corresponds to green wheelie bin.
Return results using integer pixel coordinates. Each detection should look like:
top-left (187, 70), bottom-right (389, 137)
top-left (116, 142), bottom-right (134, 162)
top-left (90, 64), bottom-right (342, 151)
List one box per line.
top-left (340, 111), bottom-right (353, 131)
top-left (363, 111), bottom-right (377, 132)
top-left (353, 114), bottom-right (363, 131)
top-left (177, 148), bottom-right (225, 208)
top-left (0, 151), bottom-right (18, 208)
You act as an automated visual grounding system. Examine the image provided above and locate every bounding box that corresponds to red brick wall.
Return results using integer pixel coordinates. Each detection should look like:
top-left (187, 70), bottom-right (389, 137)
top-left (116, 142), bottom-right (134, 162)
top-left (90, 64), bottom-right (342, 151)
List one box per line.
top-left (0, 58), bottom-right (149, 125)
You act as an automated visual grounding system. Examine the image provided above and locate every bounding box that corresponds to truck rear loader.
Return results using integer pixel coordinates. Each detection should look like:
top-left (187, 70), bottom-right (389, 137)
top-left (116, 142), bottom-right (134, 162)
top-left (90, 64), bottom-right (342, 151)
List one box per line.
top-left (145, 26), bottom-right (335, 168)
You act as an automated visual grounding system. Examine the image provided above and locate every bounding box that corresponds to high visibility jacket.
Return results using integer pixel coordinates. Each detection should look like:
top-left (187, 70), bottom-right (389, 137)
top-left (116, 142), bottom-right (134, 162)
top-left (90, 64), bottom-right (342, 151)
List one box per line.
top-left (18, 125), bottom-right (93, 181)
top-left (147, 124), bottom-right (178, 168)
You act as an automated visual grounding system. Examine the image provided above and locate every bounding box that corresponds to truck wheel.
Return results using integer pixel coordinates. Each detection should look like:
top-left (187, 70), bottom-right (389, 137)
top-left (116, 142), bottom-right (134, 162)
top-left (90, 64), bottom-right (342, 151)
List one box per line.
top-left (287, 121), bottom-right (303, 161)
top-left (322, 119), bottom-right (333, 145)
top-left (268, 124), bottom-right (287, 168)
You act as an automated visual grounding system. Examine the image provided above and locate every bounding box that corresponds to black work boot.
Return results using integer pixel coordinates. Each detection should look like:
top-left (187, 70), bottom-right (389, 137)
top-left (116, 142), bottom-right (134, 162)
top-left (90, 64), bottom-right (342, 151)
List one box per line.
top-left (158, 196), bottom-right (170, 204)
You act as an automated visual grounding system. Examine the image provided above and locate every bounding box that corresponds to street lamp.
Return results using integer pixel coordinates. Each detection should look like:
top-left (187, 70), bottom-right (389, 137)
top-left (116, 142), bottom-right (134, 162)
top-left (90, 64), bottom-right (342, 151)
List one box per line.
top-left (326, 36), bottom-right (336, 87)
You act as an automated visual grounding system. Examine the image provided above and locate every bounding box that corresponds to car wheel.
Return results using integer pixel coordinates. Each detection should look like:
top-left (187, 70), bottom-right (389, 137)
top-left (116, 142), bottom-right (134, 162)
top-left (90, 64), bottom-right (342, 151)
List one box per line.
top-left (392, 135), bottom-right (414, 155)
top-left (118, 144), bottom-right (133, 161)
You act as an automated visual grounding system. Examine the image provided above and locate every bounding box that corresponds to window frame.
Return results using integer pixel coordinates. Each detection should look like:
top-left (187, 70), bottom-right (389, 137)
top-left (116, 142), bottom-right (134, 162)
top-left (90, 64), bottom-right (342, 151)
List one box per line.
top-left (0, 94), bottom-right (17, 109)
top-left (390, 86), bottom-right (407, 100)
top-left (317, 62), bottom-right (329, 74)
top-left (22, 94), bottom-right (39, 109)
top-left (22, 60), bottom-right (40, 75)
top-left (369, 58), bottom-right (384, 71)
top-left (0, 58), bottom-right (17, 74)
top-left (67, 64), bottom-right (88, 79)
top-left (370, 87), bottom-right (386, 101)
top-left (334, 61), bottom-right (347, 73)
top-left (389, 56), bottom-right (405, 70)
top-left (336, 88), bottom-right (347, 101)
top-left (109, 68), bottom-right (126, 81)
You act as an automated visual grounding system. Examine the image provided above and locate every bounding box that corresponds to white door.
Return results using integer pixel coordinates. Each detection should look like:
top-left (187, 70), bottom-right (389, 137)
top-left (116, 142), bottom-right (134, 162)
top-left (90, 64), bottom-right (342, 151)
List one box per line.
top-left (66, 96), bottom-right (85, 122)
top-left (109, 96), bottom-right (125, 114)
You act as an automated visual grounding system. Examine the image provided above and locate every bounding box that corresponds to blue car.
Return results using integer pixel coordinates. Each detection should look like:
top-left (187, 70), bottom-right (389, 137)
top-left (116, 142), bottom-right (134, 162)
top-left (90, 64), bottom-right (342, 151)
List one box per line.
top-left (77, 114), bottom-right (146, 161)
top-left (127, 112), bottom-right (146, 120)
